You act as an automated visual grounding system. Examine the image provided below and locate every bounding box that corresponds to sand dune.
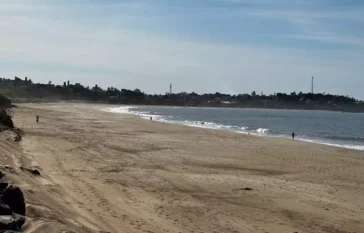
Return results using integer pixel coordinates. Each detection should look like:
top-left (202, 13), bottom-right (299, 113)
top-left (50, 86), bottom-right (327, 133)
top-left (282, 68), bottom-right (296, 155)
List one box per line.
top-left (1, 103), bottom-right (363, 233)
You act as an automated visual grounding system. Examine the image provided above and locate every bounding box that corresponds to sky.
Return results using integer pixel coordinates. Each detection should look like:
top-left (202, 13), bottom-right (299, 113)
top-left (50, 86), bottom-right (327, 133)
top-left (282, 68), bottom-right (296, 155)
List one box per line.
top-left (1, 0), bottom-right (364, 98)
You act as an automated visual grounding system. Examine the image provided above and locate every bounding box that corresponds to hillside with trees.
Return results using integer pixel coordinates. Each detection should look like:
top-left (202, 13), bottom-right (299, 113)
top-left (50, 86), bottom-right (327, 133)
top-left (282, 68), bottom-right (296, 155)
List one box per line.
top-left (1, 76), bottom-right (364, 112)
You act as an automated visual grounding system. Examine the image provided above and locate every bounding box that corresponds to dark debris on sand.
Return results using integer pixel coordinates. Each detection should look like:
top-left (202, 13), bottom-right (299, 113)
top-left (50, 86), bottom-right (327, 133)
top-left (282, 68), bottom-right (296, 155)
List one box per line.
top-left (233, 187), bottom-right (253, 191)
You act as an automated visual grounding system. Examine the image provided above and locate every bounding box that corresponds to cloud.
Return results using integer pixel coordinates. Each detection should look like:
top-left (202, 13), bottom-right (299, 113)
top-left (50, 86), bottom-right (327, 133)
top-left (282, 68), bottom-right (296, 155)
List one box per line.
top-left (247, 9), bottom-right (364, 22)
top-left (0, 1), bottom-right (363, 98)
top-left (246, 8), bottom-right (364, 48)
top-left (283, 34), bottom-right (364, 48)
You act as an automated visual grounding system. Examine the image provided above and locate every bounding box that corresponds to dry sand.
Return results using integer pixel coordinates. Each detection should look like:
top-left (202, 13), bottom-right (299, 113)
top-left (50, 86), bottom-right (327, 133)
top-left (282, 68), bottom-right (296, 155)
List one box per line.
top-left (1, 103), bottom-right (364, 233)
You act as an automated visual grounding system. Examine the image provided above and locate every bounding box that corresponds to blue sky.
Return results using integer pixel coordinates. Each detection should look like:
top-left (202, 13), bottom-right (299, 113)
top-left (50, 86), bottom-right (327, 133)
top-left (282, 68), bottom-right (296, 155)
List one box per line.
top-left (1, 0), bottom-right (364, 98)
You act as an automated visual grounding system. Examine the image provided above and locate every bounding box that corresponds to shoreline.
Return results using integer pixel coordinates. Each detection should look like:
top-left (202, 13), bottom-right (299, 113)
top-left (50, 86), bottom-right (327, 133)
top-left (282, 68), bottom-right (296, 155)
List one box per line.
top-left (10, 98), bottom-right (364, 113)
top-left (106, 105), bottom-right (364, 152)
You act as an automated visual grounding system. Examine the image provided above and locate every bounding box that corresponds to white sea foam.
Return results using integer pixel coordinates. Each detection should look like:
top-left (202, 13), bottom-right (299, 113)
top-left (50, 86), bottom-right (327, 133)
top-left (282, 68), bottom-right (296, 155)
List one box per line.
top-left (256, 128), bottom-right (269, 134)
top-left (105, 106), bottom-right (364, 151)
top-left (182, 120), bottom-right (243, 132)
top-left (107, 106), bottom-right (134, 114)
top-left (297, 138), bottom-right (364, 151)
top-left (106, 106), bottom-right (165, 121)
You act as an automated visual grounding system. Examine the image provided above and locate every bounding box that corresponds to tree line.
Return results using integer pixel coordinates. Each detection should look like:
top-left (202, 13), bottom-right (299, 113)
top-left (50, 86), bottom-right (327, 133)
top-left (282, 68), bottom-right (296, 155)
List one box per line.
top-left (0, 77), bottom-right (362, 112)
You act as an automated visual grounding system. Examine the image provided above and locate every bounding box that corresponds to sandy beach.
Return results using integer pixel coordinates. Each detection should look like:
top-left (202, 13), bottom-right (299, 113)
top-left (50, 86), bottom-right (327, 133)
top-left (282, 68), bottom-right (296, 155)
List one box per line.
top-left (1, 103), bottom-right (364, 233)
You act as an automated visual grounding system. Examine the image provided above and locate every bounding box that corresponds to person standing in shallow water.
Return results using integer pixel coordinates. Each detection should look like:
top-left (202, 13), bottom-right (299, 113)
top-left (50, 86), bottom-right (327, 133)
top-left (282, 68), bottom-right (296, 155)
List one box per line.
top-left (292, 132), bottom-right (295, 139)
top-left (36, 115), bottom-right (39, 124)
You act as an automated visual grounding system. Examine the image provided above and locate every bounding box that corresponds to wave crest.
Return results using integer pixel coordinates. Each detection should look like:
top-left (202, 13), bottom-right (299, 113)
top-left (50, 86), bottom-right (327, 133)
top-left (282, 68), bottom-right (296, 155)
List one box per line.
top-left (256, 128), bottom-right (269, 134)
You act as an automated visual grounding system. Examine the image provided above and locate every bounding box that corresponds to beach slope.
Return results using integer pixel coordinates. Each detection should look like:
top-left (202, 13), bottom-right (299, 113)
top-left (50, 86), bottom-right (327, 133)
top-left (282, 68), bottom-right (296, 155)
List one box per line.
top-left (1, 103), bottom-right (364, 233)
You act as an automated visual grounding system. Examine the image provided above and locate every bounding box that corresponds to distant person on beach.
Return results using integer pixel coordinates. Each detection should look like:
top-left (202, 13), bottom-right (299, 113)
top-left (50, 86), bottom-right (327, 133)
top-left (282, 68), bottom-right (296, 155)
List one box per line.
top-left (36, 115), bottom-right (39, 124)
top-left (292, 132), bottom-right (295, 139)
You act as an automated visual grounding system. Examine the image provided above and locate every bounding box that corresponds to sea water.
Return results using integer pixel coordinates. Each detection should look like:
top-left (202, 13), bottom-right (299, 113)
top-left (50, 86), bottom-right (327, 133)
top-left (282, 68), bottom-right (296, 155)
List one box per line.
top-left (107, 106), bottom-right (364, 151)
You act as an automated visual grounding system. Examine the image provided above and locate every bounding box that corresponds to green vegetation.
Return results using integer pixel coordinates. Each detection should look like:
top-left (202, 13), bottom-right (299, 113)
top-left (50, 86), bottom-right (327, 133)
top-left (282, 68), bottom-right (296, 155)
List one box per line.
top-left (1, 76), bottom-right (363, 112)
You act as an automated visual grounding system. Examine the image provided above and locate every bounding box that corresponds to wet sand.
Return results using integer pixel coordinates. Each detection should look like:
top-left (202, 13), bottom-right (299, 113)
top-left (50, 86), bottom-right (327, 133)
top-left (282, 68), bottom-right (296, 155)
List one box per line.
top-left (1, 103), bottom-right (364, 233)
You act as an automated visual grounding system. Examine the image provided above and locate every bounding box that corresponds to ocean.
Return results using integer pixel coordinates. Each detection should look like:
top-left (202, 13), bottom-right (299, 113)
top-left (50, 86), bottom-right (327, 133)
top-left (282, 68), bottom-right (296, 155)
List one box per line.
top-left (107, 106), bottom-right (364, 151)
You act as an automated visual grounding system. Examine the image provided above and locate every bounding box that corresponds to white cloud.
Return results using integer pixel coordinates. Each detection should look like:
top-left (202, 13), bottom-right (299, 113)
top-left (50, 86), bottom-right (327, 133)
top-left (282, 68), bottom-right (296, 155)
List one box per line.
top-left (247, 9), bottom-right (364, 22)
top-left (0, 1), bottom-right (363, 97)
top-left (246, 8), bottom-right (364, 47)
top-left (283, 34), bottom-right (364, 48)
